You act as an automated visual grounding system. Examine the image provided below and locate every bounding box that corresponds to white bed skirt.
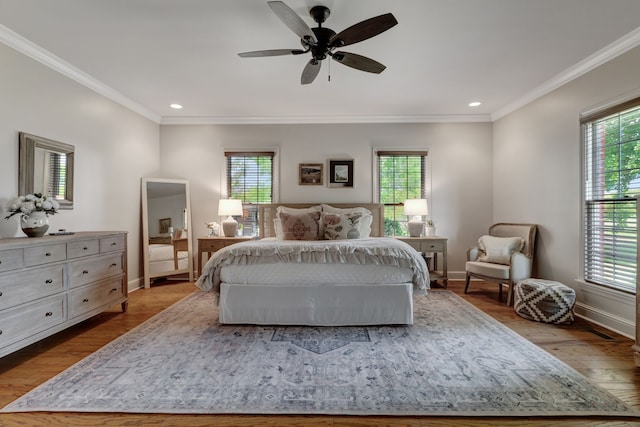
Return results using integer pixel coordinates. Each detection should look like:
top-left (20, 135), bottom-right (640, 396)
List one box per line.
top-left (219, 282), bottom-right (414, 326)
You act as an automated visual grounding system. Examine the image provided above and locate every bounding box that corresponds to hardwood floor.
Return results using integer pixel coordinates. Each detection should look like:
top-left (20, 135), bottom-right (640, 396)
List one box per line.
top-left (1, 279), bottom-right (639, 426)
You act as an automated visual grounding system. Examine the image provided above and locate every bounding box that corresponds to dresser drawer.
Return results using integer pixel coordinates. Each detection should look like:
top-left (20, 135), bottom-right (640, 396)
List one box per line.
top-left (0, 294), bottom-right (66, 348)
top-left (70, 253), bottom-right (123, 288)
top-left (0, 265), bottom-right (65, 310)
top-left (24, 243), bottom-right (67, 267)
top-left (67, 239), bottom-right (100, 259)
top-left (0, 249), bottom-right (23, 273)
top-left (100, 235), bottom-right (126, 253)
top-left (69, 277), bottom-right (124, 318)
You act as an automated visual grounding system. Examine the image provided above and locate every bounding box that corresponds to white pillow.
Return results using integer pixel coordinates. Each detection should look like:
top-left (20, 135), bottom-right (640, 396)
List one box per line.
top-left (321, 205), bottom-right (373, 238)
top-left (274, 205), bottom-right (322, 239)
top-left (477, 235), bottom-right (524, 265)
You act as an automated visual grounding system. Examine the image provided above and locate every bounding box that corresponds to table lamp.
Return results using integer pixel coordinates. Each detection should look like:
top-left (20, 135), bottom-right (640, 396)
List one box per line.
top-left (403, 198), bottom-right (428, 237)
top-left (218, 199), bottom-right (243, 237)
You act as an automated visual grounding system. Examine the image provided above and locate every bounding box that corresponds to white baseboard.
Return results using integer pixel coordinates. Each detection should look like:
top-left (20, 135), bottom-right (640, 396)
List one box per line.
top-left (574, 302), bottom-right (634, 339)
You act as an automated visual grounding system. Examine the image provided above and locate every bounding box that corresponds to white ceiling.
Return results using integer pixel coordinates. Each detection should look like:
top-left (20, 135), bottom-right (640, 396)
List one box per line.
top-left (2, 0), bottom-right (640, 124)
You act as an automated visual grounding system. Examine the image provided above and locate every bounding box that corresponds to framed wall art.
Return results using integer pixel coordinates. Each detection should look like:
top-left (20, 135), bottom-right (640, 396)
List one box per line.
top-left (328, 159), bottom-right (354, 188)
top-left (159, 217), bottom-right (172, 234)
top-left (299, 163), bottom-right (323, 185)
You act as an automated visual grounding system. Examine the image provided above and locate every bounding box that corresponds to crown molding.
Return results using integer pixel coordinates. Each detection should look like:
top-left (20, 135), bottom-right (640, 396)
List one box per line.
top-left (160, 114), bottom-right (492, 125)
top-left (4, 22), bottom-right (640, 126)
top-left (492, 27), bottom-right (640, 121)
top-left (0, 25), bottom-right (161, 123)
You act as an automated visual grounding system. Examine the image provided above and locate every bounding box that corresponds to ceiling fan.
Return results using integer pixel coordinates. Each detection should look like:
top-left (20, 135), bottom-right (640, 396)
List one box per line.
top-left (238, 1), bottom-right (398, 84)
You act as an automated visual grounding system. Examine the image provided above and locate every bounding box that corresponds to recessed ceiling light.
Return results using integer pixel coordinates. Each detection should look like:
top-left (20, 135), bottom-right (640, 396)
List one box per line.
top-left (468, 101), bottom-right (481, 107)
top-left (170, 104), bottom-right (183, 109)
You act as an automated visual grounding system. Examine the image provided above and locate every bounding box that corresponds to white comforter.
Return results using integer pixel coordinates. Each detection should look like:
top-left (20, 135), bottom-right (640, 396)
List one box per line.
top-left (196, 237), bottom-right (429, 296)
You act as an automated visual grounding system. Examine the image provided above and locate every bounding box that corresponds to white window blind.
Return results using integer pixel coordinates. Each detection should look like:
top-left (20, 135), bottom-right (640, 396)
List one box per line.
top-left (582, 98), bottom-right (640, 292)
top-left (225, 151), bottom-right (274, 236)
top-left (376, 151), bottom-right (427, 236)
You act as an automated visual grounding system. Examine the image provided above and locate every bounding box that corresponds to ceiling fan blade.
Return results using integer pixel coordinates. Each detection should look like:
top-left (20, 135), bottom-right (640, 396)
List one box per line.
top-left (301, 59), bottom-right (321, 84)
top-left (330, 13), bottom-right (397, 47)
top-left (238, 49), bottom-right (306, 58)
top-left (268, 1), bottom-right (317, 44)
top-left (332, 51), bottom-right (386, 74)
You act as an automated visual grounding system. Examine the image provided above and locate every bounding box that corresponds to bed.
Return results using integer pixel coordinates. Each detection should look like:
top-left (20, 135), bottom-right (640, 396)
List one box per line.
top-left (196, 203), bottom-right (429, 326)
top-left (148, 237), bottom-right (189, 276)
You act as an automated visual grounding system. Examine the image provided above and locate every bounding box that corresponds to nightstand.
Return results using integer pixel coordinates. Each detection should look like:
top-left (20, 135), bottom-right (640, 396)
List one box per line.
top-left (395, 236), bottom-right (448, 287)
top-left (197, 236), bottom-right (252, 277)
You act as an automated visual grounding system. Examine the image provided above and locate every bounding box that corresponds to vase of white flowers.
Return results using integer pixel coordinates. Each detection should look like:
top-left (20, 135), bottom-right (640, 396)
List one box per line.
top-left (425, 219), bottom-right (436, 236)
top-left (5, 193), bottom-right (60, 237)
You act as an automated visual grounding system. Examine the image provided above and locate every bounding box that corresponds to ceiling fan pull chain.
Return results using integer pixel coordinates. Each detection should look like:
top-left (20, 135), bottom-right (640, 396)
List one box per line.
top-left (328, 57), bottom-right (331, 82)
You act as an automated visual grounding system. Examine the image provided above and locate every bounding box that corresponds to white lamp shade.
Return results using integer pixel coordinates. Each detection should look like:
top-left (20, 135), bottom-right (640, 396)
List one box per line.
top-left (218, 199), bottom-right (243, 217)
top-left (403, 199), bottom-right (429, 216)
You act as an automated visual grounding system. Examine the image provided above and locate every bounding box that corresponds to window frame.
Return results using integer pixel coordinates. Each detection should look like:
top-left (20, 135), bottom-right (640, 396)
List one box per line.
top-left (581, 96), bottom-right (640, 294)
top-left (222, 149), bottom-right (279, 236)
top-left (372, 147), bottom-right (431, 236)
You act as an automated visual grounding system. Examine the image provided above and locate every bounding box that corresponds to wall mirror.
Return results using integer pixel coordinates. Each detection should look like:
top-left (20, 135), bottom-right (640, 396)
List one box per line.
top-left (19, 132), bottom-right (74, 209)
top-left (141, 177), bottom-right (193, 288)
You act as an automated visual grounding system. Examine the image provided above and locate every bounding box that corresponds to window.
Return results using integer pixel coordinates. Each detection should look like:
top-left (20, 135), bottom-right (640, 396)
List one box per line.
top-left (376, 150), bottom-right (428, 236)
top-left (225, 151), bottom-right (274, 236)
top-left (582, 97), bottom-right (640, 293)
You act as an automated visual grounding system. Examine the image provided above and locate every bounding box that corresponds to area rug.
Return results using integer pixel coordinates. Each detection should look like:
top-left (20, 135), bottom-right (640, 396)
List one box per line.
top-left (2, 290), bottom-right (638, 417)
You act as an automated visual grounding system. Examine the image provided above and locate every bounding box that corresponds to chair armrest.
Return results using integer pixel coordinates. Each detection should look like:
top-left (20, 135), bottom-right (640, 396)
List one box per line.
top-left (510, 252), bottom-right (533, 283)
top-left (467, 246), bottom-right (480, 262)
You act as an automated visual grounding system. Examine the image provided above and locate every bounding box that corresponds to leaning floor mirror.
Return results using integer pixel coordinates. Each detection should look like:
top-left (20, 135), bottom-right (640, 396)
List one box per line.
top-left (141, 178), bottom-right (193, 288)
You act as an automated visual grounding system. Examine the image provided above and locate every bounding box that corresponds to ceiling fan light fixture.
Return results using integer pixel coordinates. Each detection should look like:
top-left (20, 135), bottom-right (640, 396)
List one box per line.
top-left (170, 103), bottom-right (183, 109)
top-left (468, 101), bottom-right (481, 107)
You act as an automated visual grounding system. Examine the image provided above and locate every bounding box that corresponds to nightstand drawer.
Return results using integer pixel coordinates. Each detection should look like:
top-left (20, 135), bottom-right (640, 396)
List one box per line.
top-left (420, 240), bottom-right (445, 252)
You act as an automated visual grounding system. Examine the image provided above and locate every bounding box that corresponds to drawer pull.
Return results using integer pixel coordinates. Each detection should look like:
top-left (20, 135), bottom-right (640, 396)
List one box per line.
top-left (0, 291), bottom-right (2, 297)
top-left (83, 298), bottom-right (89, 303)
top-left (83, 270), bottom-right (89, 274)
top-left (45, 252), bottom-right (51, 257)
top-left (45, 312), bottom-right (53, 317)
top-left (110, 288), bottom-right (118, 293)
top-left (111, 263), bottom-right (117, 267)
top-left (83, 247), bottom-right (89, 251)
top-left (45, 279), bottom-right (53, 284)
top-left (0, 330), bottom-right (2, 335)
top-left (111, 242), bottom-right (117, 246)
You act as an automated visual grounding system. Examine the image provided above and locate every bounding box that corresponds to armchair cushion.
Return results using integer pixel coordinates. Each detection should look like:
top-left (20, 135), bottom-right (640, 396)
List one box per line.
top-left (465, 261), bottom-right (511, 280)
top-left (477, 235), bottom-right (524, 265)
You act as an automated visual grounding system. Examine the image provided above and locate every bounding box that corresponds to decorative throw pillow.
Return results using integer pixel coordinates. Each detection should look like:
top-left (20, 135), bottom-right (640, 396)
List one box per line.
top-left (321, 205), bottom-right (373, 238)
top-left (279, 211), bottom-right (321, 240)
top-left (322, 211), bottom-right (372, 240)
top-left (477, 235), bottom-right (524, 265)
top-left (274, 205), bottom-right (322, 239)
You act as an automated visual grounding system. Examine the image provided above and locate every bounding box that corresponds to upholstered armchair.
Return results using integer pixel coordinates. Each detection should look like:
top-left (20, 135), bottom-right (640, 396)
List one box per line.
top-left (464, 223), bottom-right (537, 305)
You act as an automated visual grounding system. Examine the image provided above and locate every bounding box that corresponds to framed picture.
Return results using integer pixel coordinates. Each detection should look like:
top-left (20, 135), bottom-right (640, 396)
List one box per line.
top-left (328, 159), bottom-right (354, 188)
top-left (299, 163), bottom-right (323, 185)
top-left (159, 218), bottom-right (172, 234)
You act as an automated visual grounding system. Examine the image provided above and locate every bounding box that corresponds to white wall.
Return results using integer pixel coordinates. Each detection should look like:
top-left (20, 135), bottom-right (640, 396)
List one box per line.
top-left (0, 43), bottom-right (160, 288)
top-left (159, 122), bottom-right (494, 274)
top-left (493, 46), bottom-right (640, 337)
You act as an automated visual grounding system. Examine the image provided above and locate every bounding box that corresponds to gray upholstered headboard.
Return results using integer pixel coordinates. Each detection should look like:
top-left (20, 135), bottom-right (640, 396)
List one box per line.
top-left (258, 203), bottom-right (385, 238)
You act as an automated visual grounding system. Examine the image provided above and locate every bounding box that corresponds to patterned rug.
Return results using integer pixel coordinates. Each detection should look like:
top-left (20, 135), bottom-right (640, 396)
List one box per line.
top-left (2, 290), bottom-right (638, 417)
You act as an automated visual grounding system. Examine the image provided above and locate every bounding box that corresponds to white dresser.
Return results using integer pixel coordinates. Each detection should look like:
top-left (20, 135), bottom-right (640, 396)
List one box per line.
top-left (0, 231), bottom-right (128, 358)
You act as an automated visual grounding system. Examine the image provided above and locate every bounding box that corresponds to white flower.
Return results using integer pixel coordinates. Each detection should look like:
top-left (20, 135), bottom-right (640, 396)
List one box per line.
top-left (20, 201), bottom-right (36, 213)
top-left (4, 193), bottom-right (60, 219)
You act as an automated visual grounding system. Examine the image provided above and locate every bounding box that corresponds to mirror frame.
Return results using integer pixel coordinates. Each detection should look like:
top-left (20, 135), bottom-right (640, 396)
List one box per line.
top-left (19, 132), bottom-right (75, 209)
top-left (141, 177), bottom-right (193, 288)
